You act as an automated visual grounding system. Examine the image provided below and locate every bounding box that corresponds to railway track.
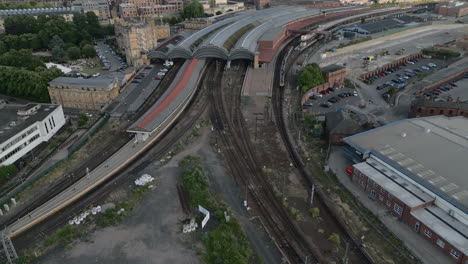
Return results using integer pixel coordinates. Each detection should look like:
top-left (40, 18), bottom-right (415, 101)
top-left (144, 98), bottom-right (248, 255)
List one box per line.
top-left (210, 60), bottom-right (319, 264)
top-left (272, 39), bottom-right (373, 263)
top-left (12, 60), bottom-right (212, 248)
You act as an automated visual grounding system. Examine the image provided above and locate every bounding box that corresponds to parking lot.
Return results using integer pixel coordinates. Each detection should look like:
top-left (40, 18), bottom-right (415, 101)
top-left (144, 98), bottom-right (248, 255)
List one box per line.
top-left (303, 87), bottom-right (360, 115)
top-left (96, 41), bottom-right (126, 72)
top-left (366, 57), bottom-right (446, 96)
top-left (424, 77), bottom-right (468, 102)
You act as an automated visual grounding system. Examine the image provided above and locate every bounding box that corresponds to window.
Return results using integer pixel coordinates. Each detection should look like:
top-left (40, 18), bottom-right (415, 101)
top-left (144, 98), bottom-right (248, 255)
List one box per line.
top-left (436, 239), bottom-right (445, 248)
top-left (379, 195), bottom-right (383, 201)
top-left (388, 193), bottom-right (393, 200)
top-left (448, 110), bottom-right (453, 115)
top-left (450, 249), bottom-right (459, 259)
top-left (430, 109), bottom-right (434, 114)
top-left (439, 110), bottom-right (444, 114)
top-left (424, 229), bottom-right (432, 238)
top-left (418, 108), bottom-right (421, 113)
top-left (371, 190), bottom-right (376, 199)
top-left (415, 222), bottom-right (420, 232)
top-left (386, 200), bottom-right (391, 207)
top-left (393, 204), bottom-right (403, 215)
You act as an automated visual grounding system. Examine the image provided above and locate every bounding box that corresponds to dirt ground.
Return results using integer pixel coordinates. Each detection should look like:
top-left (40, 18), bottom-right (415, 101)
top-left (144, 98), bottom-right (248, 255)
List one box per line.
top-left (38, 116), bottom-right (282, 264)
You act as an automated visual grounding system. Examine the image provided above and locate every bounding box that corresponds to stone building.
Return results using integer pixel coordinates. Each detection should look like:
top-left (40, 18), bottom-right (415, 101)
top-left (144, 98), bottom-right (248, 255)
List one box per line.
top-left (72, 0), bottom-right (112, 24)
top-left (48, 77), bottom-right (121, 110)
top-left (115, 17), bottom-right (170, 66)
top-left (183, 18), bottom-right (212, 32)
top-left (254, 0), bottom-right (270, 9)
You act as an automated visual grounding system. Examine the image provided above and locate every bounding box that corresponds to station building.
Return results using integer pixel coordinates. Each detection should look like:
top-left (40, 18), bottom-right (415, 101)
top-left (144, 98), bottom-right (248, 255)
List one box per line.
top-left (48, 77), bottom-right (121, 111)
top-left (0, 103), bottom-right (65, 166)
top-left (343, 116), bottom-right (468, 263)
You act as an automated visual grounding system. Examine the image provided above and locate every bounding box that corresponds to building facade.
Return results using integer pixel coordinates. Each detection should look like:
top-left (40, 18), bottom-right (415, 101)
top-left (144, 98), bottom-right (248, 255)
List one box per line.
top-left (436, 2), bottom-right (468, 18)
top-left (117, 0), bottom-right (183, 18)
top-left (0, 103), bottom-right (66, 166)
top-left (183, 18), bottom-right (212, 32)
top-left (410, 100), bottom-right (468, 118)
top-left (115, 17), bottom-right (170, 66)
top-left (343, 116), bottom-right (468, 263)
top-left (254, 0), bottom-right (270, 9)
top-left (48, 77), bottom-right (121, 110)
top-left (72, 0), bottom-right (112, 24)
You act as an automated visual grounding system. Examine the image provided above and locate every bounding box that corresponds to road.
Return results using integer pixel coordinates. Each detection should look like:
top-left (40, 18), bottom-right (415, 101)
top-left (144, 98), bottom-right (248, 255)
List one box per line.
top-left (95, 42), bottom-right (124, 72)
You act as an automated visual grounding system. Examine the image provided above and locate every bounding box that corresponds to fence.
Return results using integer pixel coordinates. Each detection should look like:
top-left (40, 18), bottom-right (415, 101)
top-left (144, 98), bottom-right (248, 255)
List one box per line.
top-left (0, 113), bottom-right (110, 208)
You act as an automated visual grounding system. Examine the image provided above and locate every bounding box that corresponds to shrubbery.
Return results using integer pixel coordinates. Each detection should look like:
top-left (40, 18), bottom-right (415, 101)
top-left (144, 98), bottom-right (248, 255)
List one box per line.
top-left (297, 63), bottom-right (326, 93)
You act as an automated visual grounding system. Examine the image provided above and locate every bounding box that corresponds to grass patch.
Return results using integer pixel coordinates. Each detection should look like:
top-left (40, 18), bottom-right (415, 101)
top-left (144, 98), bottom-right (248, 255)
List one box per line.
top-left (45, 225), bottom-right (85, 247)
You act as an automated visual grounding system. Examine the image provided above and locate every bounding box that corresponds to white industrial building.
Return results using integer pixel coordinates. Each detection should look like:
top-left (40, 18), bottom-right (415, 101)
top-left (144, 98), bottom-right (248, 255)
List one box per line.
top-left (0, 103), bottom-right (66, 166)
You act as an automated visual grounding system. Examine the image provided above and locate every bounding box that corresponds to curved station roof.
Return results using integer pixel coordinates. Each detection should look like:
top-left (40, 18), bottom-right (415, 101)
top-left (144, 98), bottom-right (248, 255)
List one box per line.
top-left (148, 6), bottom-right (322, 62)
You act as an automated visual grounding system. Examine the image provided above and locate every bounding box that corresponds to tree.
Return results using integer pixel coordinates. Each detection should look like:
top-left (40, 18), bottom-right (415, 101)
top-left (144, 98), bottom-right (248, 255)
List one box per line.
top-left (215, 11), bottom-right (222, 15)
top-left (86, 12), bottom-right (103, 38)
top-left (81, 44), bottom-right (96, 58)
top-left (181, 0), bottom-right (205, 19)
top-left (49, 35), bottom-right (68, 62)
top-left (67, 46), bottom-right (81, 60)
top-left (0, 49), bottom-right (45, 70)
top-left (78, 114), bottom-right (89, 127)
top-left (4, 15), bottom-right (37, 35)
top-left (297, 63), bottom-right (326, 93)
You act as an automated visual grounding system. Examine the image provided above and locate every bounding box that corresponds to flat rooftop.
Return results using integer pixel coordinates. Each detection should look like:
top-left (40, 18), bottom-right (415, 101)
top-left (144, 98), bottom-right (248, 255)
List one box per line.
top-left (0, 103), bottom-right (59, 144)
top-left (344, 116), bottom-right (468, 213)
top-left (49, 77), bottom-right (116, 91)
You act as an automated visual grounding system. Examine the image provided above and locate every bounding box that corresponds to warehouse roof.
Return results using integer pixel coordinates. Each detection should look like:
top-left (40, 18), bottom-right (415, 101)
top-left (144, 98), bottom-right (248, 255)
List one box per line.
top-left (344, 116), bottom-right (468, 213)
top-left (412, 99), bottom-right (468, 111)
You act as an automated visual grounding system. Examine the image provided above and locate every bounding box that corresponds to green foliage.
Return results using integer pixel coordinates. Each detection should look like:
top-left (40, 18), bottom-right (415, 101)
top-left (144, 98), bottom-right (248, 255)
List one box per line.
top-left (310, 207), bottom-right (320, 218)
top-left (81, 44), bottom-right (96, 58)
top-left (96, 203), bottom-right (131, 228)
top-left (67, 46), bottom-right (81, 60)
top-left (0, 65), bottom-right (63, 102)
top-left (0, 1), bottom-right (53, 10)
top-left (0, 49), bottom-right (45, 70)
top-left (77, 114), bottom-right (89, 128)
top-left (297, 63), bottom-right (326, 93)
top-left (0, 165), bottom-right (17, 186)
top-left (422, 47), bottom-right (460, 58)
top-left (202, 221), bottom-right (253, 264)
top-left (45, 225), bottom-right (84, 247)
top-left (49, 35), bottom-right (68, 63)
top-left (178, 155), bottom-right (201, 167)
top-left (215, 11), bottom-right (222, 15)
top-left (182, 165), bottom-right (216, 210)
top-left (162, 16), bottom-right (183, 26)
top-left (181, 0), bottom-right (205, 19)
top-left (328, 233), bottom-right (341, 246)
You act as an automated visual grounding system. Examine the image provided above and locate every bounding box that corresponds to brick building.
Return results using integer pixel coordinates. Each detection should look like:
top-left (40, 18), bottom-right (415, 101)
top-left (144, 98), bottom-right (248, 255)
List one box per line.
top-left (325, 110), bottom-right (366, 145)
top-left (117, 0), bottom-right (183, 18)
top-left (435, 2), bottom-right (468, 18)
top-left (301, 64), bottom-right (347, 105)
top-left (254, 0), bottom-right (270, 9)
top-left (343, 116), bottom-right (468, 263)
top-left (410, 99), bottom-right (468, 118)
top-left (48, 77), bottom-right (121, 110)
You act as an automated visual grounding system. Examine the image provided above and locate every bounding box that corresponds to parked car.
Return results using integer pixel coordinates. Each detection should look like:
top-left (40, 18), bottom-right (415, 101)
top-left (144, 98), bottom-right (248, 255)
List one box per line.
top-left (320, 102), bottom-right (331, 108)
top-left (421, 66), bottom-right (430, 71)
top-left (145, 66), bottom-right (152, 69)
top-left (154, 77), bottom-right (161, 80)
top-left (304, 101), bottom-right (314, 106)
top-left (449, 82), bottom-right (457, 87)
top-left (131, 80), bottom-right (141, 83)
top-left (157, 72), bottom-right (166, 76)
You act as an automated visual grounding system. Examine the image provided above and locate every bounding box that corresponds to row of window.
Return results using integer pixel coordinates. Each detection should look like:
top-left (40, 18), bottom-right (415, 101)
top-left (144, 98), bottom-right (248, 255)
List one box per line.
top-left (0, 126), bottom-right (38, 153)
top-left (0, 134), bottom-right (40, 163)
top-left (418, 108), bottom-right (465, 116)
top-left (44, 115), bottom-right (56, 134)
top-left (419, 224), bottom-right (461, 259)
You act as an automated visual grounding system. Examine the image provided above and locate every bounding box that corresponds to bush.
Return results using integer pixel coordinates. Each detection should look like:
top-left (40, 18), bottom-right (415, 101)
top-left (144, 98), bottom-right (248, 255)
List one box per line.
top-left (328, 233), bottom-right (341, 246)
top-left (0, 164), bottom-right (17, 186)
top-left (77, 114), bottom-right (89, 127)
top-left (45, 225), bottom-right (83, 246)
top-left (310, 207), bottom-right (320, 218)
top-left (67, 46), bottom-right (81, 60)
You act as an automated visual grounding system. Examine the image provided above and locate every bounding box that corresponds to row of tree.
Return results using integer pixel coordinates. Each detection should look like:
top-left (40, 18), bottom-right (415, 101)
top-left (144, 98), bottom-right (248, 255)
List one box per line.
top-left (0, 1), bottom-right (52, 10)
top-left (1, 12), bottom-right (113, 54)
top-left (0, 65), bottom-right (63, 103)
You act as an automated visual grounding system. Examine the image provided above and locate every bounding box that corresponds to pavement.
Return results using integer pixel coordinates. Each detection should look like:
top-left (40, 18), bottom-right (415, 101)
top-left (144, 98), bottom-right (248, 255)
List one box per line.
top-left (112, 65), bottom-right (165, 117)
top-left (328, 147), bottom-right (452, 264)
